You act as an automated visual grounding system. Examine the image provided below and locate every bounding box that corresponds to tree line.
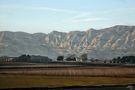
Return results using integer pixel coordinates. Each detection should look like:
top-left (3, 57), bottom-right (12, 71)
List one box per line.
top-left (0, 54), bottom-right (135, 64)
top-left (0, 54), bottom-right (52, 63)
top-left (112, 56), bottom-right (135, 64)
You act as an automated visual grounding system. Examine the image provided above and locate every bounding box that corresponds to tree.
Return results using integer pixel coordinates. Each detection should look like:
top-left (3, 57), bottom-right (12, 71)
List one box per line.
top-left (80, 53), bottom-right (87, 62)
top-left (66, 55), bottom-right (76, 61)
top-left (57, 56), bottom-right (64, 61)
top-left (112, 56), bottom-right (135, 64)
top-left (17, 54), bottom-right (30, 62)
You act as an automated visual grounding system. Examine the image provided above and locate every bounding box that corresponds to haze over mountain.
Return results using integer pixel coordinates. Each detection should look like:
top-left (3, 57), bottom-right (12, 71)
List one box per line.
top-left (0, 25), bottom-right (135, 60)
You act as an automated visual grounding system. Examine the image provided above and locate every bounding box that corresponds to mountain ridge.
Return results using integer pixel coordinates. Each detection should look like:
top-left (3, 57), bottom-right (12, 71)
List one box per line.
top-left (0, 25), bottom-right (135, 60)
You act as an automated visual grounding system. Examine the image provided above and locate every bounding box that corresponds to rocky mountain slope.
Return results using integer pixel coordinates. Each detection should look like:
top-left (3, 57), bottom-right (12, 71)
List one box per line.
top-left (0, 25), bottom-right (135, 59)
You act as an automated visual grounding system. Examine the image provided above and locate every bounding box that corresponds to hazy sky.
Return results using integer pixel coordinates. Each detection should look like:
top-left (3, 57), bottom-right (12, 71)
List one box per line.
top-left (0, 0), bottom-right (135, 33)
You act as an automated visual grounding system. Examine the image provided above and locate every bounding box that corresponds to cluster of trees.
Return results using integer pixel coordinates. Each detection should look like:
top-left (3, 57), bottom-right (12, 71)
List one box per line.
top-left (13, 54), bottom-right (52, 63)
top-left (57, 55), bottom-right (76, 61)
top-left (57, 53), bottom-right (88, 62)
top-left (112, 56), bottom-right (135, 64)
top-left (66, 54), bottom-right (76, 61)
top-left (56, 54), bottom-right (135, 64)
top-left (80, 54), bottom-right (87, 62)
top-left (0, 54), bottom-right (135, 64)
top-left (3, 54), bottom-right (52, 63)
top-left (57, 56), bottom-right (64, 61)
top-left (0, 56), bottom-right (12, 62)
top-left (14, 54), bottom-right (31, 62)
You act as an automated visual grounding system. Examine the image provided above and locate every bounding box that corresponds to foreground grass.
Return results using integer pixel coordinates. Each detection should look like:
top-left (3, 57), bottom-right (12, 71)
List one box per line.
top-left (0, 74), bottom-right (135, 89)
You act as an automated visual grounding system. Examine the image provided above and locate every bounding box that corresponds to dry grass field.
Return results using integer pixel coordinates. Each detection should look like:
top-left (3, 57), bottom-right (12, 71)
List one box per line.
top-left (0, 63), bottom-right (135, 89)
top-left (0, 74), bottom-right (135, 89)
top-left (1, 66), bottom-right (135, 77)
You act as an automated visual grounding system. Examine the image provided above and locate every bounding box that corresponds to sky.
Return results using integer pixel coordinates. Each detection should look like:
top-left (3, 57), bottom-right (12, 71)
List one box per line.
top-left (0, 0), bottom-right (135, 33)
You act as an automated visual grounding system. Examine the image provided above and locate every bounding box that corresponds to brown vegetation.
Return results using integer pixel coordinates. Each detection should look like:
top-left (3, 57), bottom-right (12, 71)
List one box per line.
top-left (0, 66), bottom-right (135, 77)
top-left (0, 74), bottom-right (135, 89)
top-left (0, 63), bottom-right (135, 89)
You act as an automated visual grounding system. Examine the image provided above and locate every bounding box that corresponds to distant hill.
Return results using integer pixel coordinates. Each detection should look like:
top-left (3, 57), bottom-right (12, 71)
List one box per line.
top-left (0, 25), bottom-right (135, 59)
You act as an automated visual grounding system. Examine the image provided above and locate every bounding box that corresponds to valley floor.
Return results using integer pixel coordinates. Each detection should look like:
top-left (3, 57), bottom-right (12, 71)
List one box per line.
top-left (0, 74), bottom-right (135, 89)
top-left (0, 62), bottom-right (135, 89)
